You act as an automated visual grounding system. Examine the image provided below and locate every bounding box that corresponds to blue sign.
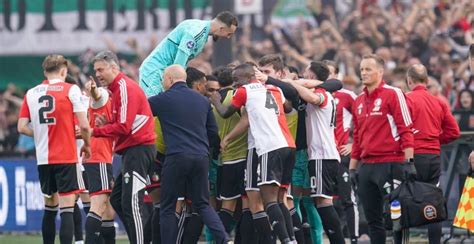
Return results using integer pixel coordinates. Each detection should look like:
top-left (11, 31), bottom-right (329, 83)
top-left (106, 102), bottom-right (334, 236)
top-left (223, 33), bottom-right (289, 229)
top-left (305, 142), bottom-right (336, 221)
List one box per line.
top-left (0, 157), bottom-right (124, 232)
top-left (0, 159), bottom-right (44, 231)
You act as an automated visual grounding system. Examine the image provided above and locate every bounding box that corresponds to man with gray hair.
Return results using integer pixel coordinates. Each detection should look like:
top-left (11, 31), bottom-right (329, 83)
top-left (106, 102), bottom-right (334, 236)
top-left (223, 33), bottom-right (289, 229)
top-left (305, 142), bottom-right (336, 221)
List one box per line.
top-left (91, 50), bottom-right (156, 244)
top-left (405, 63), bottom-right (460, 244)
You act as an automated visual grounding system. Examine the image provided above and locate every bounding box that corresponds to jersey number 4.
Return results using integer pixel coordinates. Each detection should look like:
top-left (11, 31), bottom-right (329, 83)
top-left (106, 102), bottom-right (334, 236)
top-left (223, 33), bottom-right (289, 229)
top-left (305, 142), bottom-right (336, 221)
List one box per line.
top-left (265, 91), bottom-right (280, 115)
top-left (38, 95), bottom-right (56, 124)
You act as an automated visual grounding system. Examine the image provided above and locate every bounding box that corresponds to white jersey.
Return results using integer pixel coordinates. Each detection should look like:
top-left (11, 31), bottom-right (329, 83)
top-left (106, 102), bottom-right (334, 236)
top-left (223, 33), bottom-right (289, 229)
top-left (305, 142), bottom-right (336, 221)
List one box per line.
top-left (19, 79), bottom-right (88, 165)
top-left (247, 129), bottom-right (256, 149)
top-left (231, 81), bottom-right (295, 156)
top-left (306, 88), bottom-right (340, 161)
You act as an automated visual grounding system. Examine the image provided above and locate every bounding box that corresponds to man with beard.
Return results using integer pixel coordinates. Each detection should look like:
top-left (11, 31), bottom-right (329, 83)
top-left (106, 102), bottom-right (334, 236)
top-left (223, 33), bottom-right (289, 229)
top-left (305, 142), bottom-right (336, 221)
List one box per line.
top-left (139, 11), bottom-right (238, 97)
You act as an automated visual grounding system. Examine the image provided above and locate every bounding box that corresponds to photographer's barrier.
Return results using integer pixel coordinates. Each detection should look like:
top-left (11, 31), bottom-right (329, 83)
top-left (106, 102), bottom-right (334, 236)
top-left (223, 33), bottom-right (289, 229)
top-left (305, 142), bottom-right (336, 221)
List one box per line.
top-left (0, 157), bottom-right (122, 232)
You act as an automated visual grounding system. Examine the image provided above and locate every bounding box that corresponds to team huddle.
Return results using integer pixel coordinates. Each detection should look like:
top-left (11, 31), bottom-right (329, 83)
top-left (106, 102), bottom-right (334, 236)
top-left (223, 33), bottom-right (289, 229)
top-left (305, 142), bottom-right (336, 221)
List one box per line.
top-left (17, 11), bottom-right (461, 244)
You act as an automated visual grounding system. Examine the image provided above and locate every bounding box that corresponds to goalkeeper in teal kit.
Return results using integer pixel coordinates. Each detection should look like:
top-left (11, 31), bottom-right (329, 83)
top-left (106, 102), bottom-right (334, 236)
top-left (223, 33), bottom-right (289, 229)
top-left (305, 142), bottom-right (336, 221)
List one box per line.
top-left (139, 11), bottom-right (238, 97)
top-left (139, 11), bottom-right (237, 244)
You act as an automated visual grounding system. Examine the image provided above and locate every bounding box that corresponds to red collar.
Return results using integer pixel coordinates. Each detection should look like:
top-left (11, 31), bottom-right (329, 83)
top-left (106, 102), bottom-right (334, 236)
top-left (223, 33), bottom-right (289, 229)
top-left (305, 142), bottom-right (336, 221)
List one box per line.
top-left (108, 72), bottom-right (125, 91)
top-left (363, 80), bottom-right (386, 97)
top-left (413, 85), bottom-right (427, 91)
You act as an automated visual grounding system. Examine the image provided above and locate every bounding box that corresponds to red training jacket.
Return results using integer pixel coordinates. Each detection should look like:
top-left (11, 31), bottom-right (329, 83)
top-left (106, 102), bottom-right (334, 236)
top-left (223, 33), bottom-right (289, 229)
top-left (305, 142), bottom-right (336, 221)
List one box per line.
top-left (351, 81), bottom-right (414, 163)
top-left (334, 88), bottom-right (357, 149)
top-left (406, 85), bottom-right (460, 154)
top-left (93, 72), bottom-right (155, 154)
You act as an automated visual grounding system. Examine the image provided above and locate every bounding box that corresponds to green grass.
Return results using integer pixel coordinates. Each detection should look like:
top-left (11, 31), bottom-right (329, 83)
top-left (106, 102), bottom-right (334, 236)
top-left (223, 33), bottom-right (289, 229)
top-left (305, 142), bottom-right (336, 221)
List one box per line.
top-left (0, 234), bottom-right (130, 244)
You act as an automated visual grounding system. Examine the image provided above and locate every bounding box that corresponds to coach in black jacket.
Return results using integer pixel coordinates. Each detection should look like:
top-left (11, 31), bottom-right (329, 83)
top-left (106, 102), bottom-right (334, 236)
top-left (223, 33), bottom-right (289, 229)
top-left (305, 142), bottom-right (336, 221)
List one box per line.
top-left (148, 64), bottom-right (227, 244)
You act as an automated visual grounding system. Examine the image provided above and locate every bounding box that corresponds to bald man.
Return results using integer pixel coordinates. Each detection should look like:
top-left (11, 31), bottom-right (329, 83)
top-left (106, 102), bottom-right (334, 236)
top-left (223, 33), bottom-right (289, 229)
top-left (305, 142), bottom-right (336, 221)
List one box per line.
top-left (148, 64), bottom-right (228, 243)
top-left (406, 64), bottom-right (460, 244)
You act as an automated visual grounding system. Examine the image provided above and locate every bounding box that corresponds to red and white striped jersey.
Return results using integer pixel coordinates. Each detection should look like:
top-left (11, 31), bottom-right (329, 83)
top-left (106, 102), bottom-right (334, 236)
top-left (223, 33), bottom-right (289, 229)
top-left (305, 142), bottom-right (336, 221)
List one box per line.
top-left (85, 88), bottom-right (115, 164)
top-left (231, 81), bottom-right (295, 156)
top-left (19, 79), bottom-right (88, 165)
top-left (306, 88), bottom-right (340, 161)
top-left (333, 89), bottom-right (357, 148)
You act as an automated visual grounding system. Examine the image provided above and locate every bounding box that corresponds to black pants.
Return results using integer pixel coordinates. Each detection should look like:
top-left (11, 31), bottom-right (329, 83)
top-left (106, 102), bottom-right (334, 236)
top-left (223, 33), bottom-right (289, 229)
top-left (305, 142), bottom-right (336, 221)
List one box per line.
top-left (110, 144), bottom-right (155, 244)
top-left (358, 162), bottom-right (405, 244)
top-left (160, 153), bottom-right (227, 244)
top-left (414, 154), bottom-right (442, 244)
top-left (335, 155), bottom-right (359, 239)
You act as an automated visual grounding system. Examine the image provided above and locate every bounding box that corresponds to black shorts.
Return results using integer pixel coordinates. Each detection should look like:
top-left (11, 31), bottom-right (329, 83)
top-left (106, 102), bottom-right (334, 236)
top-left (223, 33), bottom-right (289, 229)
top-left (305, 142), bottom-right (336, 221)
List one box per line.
top-left (219, 160), bottom-right (246, 200)
top-left (281, 149), bottom-right (296, 188)
top-left (215, 164), bottom-right (223, 199)
top-left (414, 154), bottom-right (441, 185)
top-left (257, 147), bottom-right (294, 187)
top-left (245, 148), bottom-right (259, 191)
top-left (38, 164), bottom-right (84, 197)
top-left (83, 163), bottom-right (114, 196)
top-left (78, 163), bottom-right (89, 192)
top-left (308, 159), bottom-right (339, 199)
top-left (82, 171), bottom-right (89, 192)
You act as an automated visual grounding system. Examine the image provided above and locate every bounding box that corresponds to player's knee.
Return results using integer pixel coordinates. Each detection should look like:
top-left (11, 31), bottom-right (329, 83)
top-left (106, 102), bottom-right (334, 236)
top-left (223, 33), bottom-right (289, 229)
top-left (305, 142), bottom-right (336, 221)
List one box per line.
top-left (59, 194), bottom-right (77, 208)
top-left (44, 195), bottom-right (59, 207)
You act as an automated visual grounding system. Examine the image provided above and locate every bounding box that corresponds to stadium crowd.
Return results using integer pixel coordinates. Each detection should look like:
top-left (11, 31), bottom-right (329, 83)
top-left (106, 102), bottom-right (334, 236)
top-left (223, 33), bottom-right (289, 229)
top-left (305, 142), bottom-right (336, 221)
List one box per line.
top-left (3, 1), bottom-right (474, 244)
top-left (2, 0), bottom-right (473, 156)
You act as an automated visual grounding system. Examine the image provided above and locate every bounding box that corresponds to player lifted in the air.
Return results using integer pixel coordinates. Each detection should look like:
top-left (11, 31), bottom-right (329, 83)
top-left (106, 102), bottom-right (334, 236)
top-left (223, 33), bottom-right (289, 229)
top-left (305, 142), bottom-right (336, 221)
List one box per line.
top-left (139, 11), bottom-right (238, 97)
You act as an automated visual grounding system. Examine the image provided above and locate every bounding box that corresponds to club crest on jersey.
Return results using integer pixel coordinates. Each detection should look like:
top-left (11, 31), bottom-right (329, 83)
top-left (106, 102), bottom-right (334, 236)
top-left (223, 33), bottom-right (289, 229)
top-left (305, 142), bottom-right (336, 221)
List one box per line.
top-left (370, 98), bottom-right (383, 115)
top-left (186, 40), bottom-right (195, 49)
top-left (357, 104), bottom-right (363, 115)
top-left (373, 98), bottom-right (382, 112)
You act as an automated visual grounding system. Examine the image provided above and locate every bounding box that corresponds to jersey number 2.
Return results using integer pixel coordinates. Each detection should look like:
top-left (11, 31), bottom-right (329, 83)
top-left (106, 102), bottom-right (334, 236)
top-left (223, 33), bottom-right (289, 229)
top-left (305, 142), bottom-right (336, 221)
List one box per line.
top-left (265, 91), bottom-right (280, 115)
top-left (38, 95), bottom-right (56, 124)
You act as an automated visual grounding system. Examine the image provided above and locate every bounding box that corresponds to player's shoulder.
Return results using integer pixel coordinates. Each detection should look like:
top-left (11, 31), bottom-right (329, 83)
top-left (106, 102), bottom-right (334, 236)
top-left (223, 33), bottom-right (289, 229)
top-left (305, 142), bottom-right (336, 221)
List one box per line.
top-left (381, 84), bottom-right (408, 100)
top-left (382, 84), bottom-right (403, 94)
top-left (264, 83), bottom-right (280, 91)
top-left (337, 88), bottom-right (357, 99)
top-left (180, 19), bottom-right (208, 34)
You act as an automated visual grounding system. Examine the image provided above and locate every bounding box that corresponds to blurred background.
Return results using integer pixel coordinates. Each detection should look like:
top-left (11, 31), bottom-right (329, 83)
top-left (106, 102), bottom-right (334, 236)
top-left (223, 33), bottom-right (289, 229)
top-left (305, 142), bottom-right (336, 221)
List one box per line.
top-left (0, 0), bottom-right (473, 242)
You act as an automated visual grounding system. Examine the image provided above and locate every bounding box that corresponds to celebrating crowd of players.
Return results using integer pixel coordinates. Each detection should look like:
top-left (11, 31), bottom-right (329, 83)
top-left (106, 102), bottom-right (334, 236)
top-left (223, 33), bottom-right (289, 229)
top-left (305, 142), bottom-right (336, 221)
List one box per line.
top-left (17, 10), bottom-right (468, 244)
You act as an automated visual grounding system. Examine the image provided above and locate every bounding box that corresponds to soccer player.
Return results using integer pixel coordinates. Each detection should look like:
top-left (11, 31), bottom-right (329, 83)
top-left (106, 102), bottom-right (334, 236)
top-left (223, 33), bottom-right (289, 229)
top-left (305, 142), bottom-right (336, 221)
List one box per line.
top-left (139, 11), bottom-right (238, 97)
top-left (206, 74), bottom-right (221, 97)
top-left (349, 54), bottom-right (414, 244)
top-left (212, 68), bottom-right (248, 235)
top-left (405, 64), bottom-right (460, 244)
top-left (324, 60), bottom-right (360, 244)
top-left (18, 55), bottom-right (91, 244)
top-left (258, 54), bottom-right (300, 242)
top-left (289, 61), bottom-right (345, 244)
top-left (91, 51), bottom-right (156, 244)
top-left (83, 78), bottom-right (116, 244)
top-left (212, 63), bottom-right (296, 243)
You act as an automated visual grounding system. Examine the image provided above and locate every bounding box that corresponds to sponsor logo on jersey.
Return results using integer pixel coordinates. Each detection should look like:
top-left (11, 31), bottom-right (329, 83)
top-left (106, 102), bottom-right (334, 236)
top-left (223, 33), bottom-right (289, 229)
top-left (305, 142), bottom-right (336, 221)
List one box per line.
top-left (186, 40), bottom-right (195, 49)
